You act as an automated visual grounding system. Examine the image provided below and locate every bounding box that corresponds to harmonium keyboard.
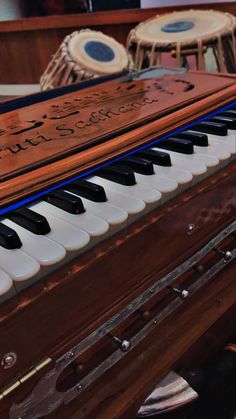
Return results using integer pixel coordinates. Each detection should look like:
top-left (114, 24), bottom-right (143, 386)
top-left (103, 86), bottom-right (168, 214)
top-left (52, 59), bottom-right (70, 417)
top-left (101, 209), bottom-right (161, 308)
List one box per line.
top-left (0, 68), bottom-right (235, 419)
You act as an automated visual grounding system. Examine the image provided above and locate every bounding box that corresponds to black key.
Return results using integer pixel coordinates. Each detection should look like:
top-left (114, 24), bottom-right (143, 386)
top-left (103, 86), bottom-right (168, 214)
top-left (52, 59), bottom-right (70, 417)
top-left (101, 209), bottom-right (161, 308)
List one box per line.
top-left (45, 190), bottom-right (85, 214)
top-left (177, 130), bottom-right (208, 147)
top-left (135, 149), bottom-right (171, 166)
top-left (8, 208), bottom-right (51, 235)
top-left (221, 110), bottom-right (236, 118)
top-left (157, 137), bottom-right (194, 154)
top-left (209, 116), bottom-right (236, 130)
top-left (0, 222), bottom-right (22, 249)
top-left (122, 157), bottom-right (154, 175)
top-left (97, 164), bottom-right (136, 186)
top-left (192, 121), bottom-right (228, 136)
top-left (66, 179), bottom-right (107, 202)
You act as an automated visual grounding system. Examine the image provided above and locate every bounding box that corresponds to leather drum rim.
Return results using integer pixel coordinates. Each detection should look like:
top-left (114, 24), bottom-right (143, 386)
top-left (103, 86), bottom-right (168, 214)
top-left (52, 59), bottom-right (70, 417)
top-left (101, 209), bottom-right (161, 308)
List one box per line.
top-left (68, 29), bottom-right (130, 75)
top-left (130, 10), bottom-right (236, 45)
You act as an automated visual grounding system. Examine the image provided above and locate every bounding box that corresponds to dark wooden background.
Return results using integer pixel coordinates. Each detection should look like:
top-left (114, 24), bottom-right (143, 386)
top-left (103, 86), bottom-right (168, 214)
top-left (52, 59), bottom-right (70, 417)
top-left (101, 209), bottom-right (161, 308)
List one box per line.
top-left (0, 2), bottom-right (235, 84)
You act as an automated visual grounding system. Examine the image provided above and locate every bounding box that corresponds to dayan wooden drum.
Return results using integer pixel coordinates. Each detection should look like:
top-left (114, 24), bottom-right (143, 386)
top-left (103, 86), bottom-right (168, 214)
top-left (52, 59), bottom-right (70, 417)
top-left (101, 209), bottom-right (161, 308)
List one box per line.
top-left (127, 10), bottom-right (236, 73)
top-left (40, 29), bottom-right (133, 90)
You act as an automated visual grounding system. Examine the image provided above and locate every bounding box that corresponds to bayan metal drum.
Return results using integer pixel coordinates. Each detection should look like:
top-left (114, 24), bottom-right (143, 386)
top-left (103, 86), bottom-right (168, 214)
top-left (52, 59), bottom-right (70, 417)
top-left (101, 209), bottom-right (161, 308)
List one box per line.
top-left (41, 29), bottom-right (133, 90)
top-left (127, 10), bottom-right (236, 73)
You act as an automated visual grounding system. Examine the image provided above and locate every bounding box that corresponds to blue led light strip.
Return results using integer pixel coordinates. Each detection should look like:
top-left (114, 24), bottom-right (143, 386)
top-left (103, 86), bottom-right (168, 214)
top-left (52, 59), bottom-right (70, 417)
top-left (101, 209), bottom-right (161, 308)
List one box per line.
top-left (0, 100), bottom-right (235, 216)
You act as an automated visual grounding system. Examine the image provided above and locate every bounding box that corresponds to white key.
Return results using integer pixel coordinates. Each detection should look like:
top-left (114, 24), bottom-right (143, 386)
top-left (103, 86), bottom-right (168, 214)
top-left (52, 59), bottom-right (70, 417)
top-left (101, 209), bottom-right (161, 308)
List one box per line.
top-left (85, 177), bottom-right (162, 206)
top-left (181, 129), bottom-right (235, 168)
top-left (135, 173), bottom-right (178, 193)
top-left (89, 176), bottom-right (146, 214)
top-left (206, 131), bottom-right (236, 155)
top-left (0, 246), bottom-right (40, 287)
top-left (34, 201), bottom-right (109, 238)
top-left (29, 203), bottom-right (90, 252)
top-left (131, 172), bottom-right (178, 203)
top-left (154, 146), bottom-right (217, 168)
top-left (66, 191), bottom-right (128, 227)
top-left (2, 219), bottom-right (66, 266)
top-left (187, 130), bottom-right (232, 159)
top-left (153, 165), bottom-right (193, 185)
top-left (193, 144), bottom-right (227, 161)
top-left (152, 147), bottom-right (207, 176)
top-left (227, 130), bottom-right (236, 148)
top-left (0, 269), bottom-right (15, 303)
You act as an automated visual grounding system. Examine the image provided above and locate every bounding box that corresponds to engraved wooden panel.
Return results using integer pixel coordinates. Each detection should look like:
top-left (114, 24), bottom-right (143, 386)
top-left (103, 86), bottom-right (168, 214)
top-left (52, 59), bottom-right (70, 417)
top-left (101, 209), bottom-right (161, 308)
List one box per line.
top-left (0, 72), bottom-right (230, 181)
top-left (0, 71), bottom-right (235, 209)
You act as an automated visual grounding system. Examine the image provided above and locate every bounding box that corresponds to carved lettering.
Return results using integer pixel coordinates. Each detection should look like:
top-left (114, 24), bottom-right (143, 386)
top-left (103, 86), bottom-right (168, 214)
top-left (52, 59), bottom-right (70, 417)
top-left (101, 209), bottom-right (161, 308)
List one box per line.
top-left (37, 134), bottom-right (53, 142)
top-left (75, 121), bottom-right (86, 129)
top-left (5, 143), bottom-right (28, 154)
top-left (24, 138), bottom-right (41, 146)
top-left (56, 125), bottom-right (75, 137)
top-left (0, 75), bottom-right (201, 168)
top-left (118, 106), bottom-right (129, 113)
top-left (10, 121), bottom-right (44, 135)
top-left (89, 112), bottom-right (103, 124)
top-left (99, 109), bottom-right (120, 118)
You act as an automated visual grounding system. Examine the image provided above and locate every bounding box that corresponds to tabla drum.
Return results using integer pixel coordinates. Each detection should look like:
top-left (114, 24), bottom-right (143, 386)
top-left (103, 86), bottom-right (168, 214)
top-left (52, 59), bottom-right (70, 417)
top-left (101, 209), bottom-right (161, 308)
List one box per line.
top-left (127, 10), bottom-right (236, 73)
top-left (40, 29), bottom-right (133, 90)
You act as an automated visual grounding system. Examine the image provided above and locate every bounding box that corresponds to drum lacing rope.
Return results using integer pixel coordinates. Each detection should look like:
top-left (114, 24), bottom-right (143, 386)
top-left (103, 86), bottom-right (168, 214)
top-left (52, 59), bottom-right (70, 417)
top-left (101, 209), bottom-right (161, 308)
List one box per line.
top-left (197, 38), bottom-right (205, 71)
top-left (126, 31), bottom-right (133, 51)
top-left (230, 28), bottom-right (236, 61)
top-left (148, 42), bottom-right (156, 67)
top-left (155, 50), bottom-right (162, 66)
top-left (41, 47), bottom-right (64, 90)
top-left (135, 40), bottom-right (142, 70)
top-left (176, 42), bottom-right (182, 67)
top-left (216, 32), bottom-right (227, 72)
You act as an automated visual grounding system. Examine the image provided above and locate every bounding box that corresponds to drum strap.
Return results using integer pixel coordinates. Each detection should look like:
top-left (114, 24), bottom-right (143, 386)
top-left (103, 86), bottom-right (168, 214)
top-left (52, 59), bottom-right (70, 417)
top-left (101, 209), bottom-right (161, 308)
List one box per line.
top-left (137, 47), bottom-right (144, 71)
top-left (135, 40), bottom-right (142, 69)
top-left (197, 39), bottom-right (205, 71)
top-left (149, 42), bottom-right (156, 67)
top-left (155, 50), bottom-right (161, 66)
top-left (217, 33), bottom-right (227, 73)
top-left (230, 29), bottom-right (236, 61)
top-left (176, 42), bottom-right (182, 67)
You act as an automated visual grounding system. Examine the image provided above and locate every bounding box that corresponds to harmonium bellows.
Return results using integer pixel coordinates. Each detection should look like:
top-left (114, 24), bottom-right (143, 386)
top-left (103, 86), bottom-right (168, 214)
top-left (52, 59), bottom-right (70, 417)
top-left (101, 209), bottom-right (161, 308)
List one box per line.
top-left (0, 69), bottom-right (235, 419)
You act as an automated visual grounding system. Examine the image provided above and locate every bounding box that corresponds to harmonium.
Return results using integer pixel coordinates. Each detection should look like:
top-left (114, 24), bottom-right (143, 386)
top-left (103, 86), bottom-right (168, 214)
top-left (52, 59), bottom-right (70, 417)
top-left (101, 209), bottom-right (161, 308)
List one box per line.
top-left (0, 68), bottom-right (235, 419)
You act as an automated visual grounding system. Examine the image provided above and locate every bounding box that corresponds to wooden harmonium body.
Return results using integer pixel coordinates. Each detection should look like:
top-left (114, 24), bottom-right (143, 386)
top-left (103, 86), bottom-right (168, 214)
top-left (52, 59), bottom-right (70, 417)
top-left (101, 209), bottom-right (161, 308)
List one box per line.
top-left (0, 69), bottom-right (235, 419)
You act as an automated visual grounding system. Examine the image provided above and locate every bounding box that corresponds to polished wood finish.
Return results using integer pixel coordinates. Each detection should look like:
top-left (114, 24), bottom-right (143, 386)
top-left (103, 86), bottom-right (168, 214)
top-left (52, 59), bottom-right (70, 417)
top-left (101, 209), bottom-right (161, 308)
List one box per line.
top-left (0, 68), bottom-right (235, 418)
top-left (0, 161), bottom-right (235, 415)
top-left (0, 3), bottom-right (235, 84)
top-left (0, 71), bottom-right (235, 210)
top-left (1, 252), bottom-right (235, 418)
top-left (61, 268), bottom-right (236, 419)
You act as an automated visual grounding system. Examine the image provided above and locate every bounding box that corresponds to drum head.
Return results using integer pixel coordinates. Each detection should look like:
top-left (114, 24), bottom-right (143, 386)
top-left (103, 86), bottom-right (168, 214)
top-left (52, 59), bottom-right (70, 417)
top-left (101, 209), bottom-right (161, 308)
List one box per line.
top-left (135, 10), bottom-right (234, 43)
top-left (68, 30), bottom-right (129, 74)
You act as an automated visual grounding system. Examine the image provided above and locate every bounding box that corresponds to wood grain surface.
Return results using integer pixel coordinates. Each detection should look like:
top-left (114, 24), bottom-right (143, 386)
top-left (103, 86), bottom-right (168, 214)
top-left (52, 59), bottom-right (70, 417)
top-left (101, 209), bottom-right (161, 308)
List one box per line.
top-left (1, 260), bottom-right (235, 419)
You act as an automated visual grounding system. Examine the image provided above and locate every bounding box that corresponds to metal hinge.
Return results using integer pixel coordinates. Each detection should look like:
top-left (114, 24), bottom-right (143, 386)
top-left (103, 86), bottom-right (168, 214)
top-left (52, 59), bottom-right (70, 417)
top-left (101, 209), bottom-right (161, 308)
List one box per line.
top-left (0, 357), bottom-right (52, 401)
